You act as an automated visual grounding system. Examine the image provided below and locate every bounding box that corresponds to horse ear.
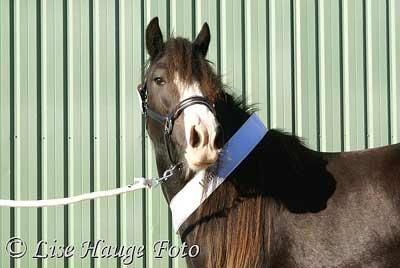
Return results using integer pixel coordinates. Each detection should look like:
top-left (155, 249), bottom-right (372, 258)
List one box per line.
top-left (193, 23), bottom-right (210, 57)
top-left (146, 17), bottom-right (164, 60)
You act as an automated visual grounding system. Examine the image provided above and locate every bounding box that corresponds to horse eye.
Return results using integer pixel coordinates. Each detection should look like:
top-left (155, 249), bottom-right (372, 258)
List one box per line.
top-left (153, 77), bottom-right (166, 86)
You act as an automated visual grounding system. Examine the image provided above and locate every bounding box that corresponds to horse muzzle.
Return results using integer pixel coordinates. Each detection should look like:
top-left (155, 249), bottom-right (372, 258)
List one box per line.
top-left (185, 121), bottom-right (224, 171)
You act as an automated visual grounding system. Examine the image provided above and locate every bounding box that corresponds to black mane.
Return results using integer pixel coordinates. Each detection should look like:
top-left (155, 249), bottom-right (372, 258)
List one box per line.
top-left (215, 91), bottom-right (337, 214)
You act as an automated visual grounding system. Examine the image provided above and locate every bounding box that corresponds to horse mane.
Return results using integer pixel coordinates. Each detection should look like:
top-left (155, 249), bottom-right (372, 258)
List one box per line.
top-left (181, 91), bottom-right (337, 267)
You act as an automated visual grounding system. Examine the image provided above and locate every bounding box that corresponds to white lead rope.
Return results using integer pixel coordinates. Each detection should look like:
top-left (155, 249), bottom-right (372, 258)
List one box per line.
top-left (0, 167), bottom-right (176, 208)
top-left (0, 113), bottom-right (267, 236)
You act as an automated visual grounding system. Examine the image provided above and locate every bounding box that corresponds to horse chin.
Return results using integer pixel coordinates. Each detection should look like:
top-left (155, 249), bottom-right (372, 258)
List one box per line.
top-left (187, 162), bottom-right (213, 172)
top-left (184, 150), bottom-right (219, 172)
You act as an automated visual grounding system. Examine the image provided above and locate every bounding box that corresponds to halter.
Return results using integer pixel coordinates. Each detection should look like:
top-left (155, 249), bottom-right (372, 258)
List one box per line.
top-left (138, 80), bottom-right (216, 165)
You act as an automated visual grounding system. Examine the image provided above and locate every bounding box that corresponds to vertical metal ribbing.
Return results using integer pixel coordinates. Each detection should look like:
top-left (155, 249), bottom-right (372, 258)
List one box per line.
top-left (388, 0), bottom-right (399, 144)
top-left (385, 0), bottom-right (391, 144)
top-left (115, 1), bottom-right (121, 268)
top-left (191, 0), bottom-right (196, 40)
top-left (36, 0), bottom-right (43, 267)
top-left (62, 1), bottom-right (69, 268)
top-left (241, 0), bottom-right (246, 103)
top-left (315, 0), bottom-right (321, 151)
top-left (9, 1), bottom-right (15, 268)
top-left (339, 0), bottom-right (345, 152)
top-left (290, 0), bottom-right (296, 134)
top-left (216, 0), bottom-right (221, 75)
top-left (88, 0), bottom-right (95, 267)
top-left (266, 0), bottom-right (271, 129)
top-left (166, 0), bottom-right (170, 38)
top-left (362, 0), bottom-right (369, 149)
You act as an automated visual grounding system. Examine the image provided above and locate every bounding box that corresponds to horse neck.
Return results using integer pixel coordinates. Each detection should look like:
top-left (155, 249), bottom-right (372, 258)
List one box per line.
top-left (156, 93), bottom-right (336, 266)
top-left (158, 92), bottom-right (336, 209)
top-left (174, 124), bottom-right (336, 236)
top-left (176, 132), bottom-right (335, 267)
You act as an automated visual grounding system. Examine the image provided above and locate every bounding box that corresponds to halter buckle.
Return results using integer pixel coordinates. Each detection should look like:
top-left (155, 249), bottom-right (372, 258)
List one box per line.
top-left (164, 116), bottom-right (174, 135)
top-left (138, 84), bottom-right (148, 114)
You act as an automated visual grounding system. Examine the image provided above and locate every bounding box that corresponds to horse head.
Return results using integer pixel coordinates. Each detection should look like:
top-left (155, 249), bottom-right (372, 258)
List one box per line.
top-left (140, 17), bottom-right (224, 173)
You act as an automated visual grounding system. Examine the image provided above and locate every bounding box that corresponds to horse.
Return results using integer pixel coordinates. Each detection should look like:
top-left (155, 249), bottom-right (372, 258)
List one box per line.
top-left (139, 17), bottom-right (400, 267)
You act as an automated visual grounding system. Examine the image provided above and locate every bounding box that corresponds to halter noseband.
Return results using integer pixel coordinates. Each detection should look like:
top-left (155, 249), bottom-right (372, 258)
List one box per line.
top-left (138, 81), bottom-right (216, 165)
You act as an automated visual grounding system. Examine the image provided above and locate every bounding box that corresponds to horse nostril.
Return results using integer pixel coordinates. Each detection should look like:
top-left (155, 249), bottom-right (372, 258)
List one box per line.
top-left (190, 126), bottom-right (201, 148)
top-left (214, 125), bottom-right (224, 149)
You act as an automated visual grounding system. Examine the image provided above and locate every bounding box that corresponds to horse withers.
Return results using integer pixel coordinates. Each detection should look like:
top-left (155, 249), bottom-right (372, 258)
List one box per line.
top-left (140, 17), bottom-right (400, 268)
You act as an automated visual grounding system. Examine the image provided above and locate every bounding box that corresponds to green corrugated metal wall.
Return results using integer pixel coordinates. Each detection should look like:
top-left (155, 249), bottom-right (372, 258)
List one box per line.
top-left (0, 0), bottom-right (399, 267)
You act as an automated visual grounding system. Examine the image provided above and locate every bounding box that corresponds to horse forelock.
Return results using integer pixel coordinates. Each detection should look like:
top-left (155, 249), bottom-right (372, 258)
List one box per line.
top-left (149, 37), bottom-right (222, 103)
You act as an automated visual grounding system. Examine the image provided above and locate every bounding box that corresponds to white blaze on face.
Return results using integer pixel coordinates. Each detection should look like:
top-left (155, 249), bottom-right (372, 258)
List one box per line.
top-left (174, 75), bottom-right (220, 170)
